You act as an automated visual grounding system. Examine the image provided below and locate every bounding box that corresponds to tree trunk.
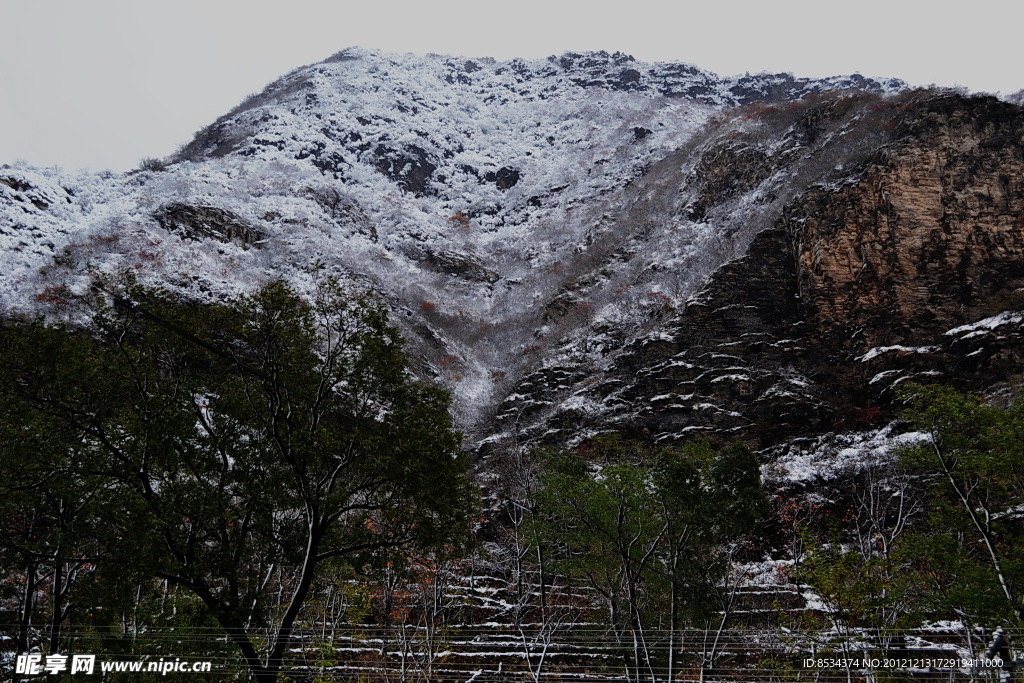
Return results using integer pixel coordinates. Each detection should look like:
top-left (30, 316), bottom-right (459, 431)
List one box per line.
top-left (18, 561), bottom-right (37, 653)
top-left (49, 554), bottom-right (63, 655)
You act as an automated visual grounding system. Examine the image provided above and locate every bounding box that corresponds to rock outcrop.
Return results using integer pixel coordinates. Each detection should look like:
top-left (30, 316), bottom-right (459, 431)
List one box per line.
top-left (790, 95), bottom-right (1024, 348)
top-left (154, 203), bottom-right (264, 247)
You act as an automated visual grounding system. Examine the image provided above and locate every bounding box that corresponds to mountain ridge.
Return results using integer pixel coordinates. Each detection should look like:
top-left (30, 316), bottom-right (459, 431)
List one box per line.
top-left (2, 49), bottom-right (1019, 456)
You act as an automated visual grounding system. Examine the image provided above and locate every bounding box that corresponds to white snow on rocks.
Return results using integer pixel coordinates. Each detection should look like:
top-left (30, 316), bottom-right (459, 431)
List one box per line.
top-left (765, 424), bottom-right (929, 484)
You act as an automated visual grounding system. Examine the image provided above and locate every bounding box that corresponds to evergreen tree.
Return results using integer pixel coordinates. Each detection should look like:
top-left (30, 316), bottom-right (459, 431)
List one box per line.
top-left (0, 277), bottom-right (474, 681)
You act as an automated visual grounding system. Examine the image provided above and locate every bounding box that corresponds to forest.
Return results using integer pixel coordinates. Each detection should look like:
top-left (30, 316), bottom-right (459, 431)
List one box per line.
top-left (1, 278), bottom-right (1022, 681)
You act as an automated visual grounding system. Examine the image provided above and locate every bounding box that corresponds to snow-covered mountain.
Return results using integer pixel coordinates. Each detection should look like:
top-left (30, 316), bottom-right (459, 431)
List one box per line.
top-left (3, 48), bottom-right (1020, 457)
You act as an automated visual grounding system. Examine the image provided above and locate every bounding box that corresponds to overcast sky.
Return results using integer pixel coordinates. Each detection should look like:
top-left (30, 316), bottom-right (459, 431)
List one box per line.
top-left (2, 0), bottom-right (1021, 172)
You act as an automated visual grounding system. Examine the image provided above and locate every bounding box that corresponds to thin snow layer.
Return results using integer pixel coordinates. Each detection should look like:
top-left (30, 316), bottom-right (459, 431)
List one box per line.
top-left (735, 559), bottom-right (798, 589)
top-left (859, 345), bottom-right (940, 362)
top-left (765, 424), bottom-right (928, 484)
top-left (0, 50), bottom-right (724, 419)
top-left (945, 311), bottom-right (1024, 337)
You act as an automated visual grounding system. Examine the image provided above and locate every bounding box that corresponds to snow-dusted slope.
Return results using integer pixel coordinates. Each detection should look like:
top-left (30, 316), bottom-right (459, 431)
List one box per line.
top-left (1, 48), bottom-right (908, 428)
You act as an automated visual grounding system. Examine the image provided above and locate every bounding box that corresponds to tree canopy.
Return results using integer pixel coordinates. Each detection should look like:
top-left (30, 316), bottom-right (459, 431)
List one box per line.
top-left (0, 277), bottom-right (473, 681)
top-left (532, 436), bottom-right (767, 682)
top-left (898, 383), bottom-right (1024, 626)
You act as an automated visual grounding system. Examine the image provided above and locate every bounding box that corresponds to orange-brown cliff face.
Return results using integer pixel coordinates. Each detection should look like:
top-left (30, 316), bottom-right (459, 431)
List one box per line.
top-left (789, 95), bottom-right (1024, 350)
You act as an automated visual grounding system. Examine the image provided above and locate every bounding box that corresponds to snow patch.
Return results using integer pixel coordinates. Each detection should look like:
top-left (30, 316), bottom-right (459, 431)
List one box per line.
top-left (765, 425), bottom-right (929, 484)
top-left (945, 311), bottom-right (1024, 336)
top-left (859, 345), bottom-right (940, 362)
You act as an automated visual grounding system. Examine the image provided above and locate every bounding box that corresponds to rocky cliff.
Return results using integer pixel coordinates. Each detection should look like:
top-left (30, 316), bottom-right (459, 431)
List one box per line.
top-left (793, 95), bottom-right (1024, 347)
top-left (492, 92), bottom-right (1024, 454)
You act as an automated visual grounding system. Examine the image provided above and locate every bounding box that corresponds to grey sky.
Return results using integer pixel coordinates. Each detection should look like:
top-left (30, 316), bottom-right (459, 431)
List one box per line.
top-left (2, 0), bottom-right (1021, 172)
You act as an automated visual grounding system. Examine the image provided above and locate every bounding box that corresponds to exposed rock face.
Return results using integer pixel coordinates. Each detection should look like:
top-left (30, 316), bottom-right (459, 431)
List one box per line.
top-left (154, 204), bottom-right (264, 247)
top-left (789, 95), bottom-right (1024, 349)
top-left (414, 247), bottom-right (500, 284)
top-left (486, 167), bottom-right (521, 191)
top-left (685, 141), bottom-right (775, 221)
top-left (372, 144), bottom-right (438, 196)
top-left (493, 94), bottom-right (1024, 450)
top-left (550, 50), bottom-right (904, 103)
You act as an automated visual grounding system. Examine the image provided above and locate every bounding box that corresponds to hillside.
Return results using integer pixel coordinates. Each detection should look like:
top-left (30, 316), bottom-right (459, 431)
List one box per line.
top-left (5, 46), bottom-right (1024, 509)
top-left (4, 46), bottom-right (1024, 680)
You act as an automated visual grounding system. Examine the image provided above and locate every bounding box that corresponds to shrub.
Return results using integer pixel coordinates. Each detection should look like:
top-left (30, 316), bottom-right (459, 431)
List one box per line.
top-left (448, 211), bottom-right (471, 230)
top-left (138, 157), bottom-right (167, 172)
